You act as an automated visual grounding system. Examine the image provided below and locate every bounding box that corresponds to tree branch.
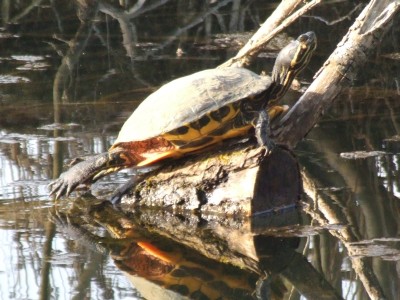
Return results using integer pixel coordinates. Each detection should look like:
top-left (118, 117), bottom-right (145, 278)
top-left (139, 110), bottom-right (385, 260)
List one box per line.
top-left (273, 0), bottom-right (400, 149)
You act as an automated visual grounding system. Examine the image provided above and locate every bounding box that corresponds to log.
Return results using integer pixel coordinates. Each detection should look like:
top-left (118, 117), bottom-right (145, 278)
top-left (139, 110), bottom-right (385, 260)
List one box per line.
top-left (122, 0), bottom-right (399, 217)
top-left (122, 141), bottom-right (302, 216)
top-left (49, 1), bottom-right (315, 213)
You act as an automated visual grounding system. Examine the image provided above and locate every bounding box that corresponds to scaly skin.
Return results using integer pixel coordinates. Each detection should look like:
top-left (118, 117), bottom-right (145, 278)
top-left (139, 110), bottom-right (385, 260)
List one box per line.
top-left (49, 151), bottom-right (130, 200)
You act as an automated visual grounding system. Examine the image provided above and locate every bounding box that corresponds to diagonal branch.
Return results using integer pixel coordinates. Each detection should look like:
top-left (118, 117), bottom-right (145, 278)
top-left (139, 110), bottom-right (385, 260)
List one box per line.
top-left (273, 0), bottom-right (400, 149)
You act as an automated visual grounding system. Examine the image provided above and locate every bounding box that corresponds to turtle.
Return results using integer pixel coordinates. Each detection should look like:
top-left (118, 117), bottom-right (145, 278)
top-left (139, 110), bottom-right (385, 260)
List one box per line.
top-left (49, 31), bottom-right (317, 203)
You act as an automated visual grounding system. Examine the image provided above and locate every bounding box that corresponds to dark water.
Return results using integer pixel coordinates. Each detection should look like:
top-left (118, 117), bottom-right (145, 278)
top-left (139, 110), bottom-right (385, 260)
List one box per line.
top-left (1, 1), bottom-right (400, 299)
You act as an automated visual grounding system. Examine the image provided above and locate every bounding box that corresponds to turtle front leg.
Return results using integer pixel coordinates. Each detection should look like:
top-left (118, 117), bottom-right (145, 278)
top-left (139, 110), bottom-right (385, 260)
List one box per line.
top-left (49, 153), bottom-right (112, 200)
top-left (50, 150), bottom-right (140, 200)
top-left (255, 109), bottom-right (276, 153)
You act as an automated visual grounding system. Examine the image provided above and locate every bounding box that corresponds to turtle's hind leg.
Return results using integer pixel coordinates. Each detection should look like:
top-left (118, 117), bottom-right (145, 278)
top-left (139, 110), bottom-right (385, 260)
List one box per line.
top-left (110, 166), bottom-right (161, 204)
top-left (110, 175), bottom-right (145, 205)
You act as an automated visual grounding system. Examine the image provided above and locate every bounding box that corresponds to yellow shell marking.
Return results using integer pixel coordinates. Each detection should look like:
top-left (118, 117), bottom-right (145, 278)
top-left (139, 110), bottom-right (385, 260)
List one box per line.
top-left (162, 103), bottom-right (240, 146)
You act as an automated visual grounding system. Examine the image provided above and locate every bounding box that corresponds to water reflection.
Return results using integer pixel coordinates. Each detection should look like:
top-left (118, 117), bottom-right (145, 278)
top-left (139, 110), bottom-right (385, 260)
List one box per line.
top-left (1, 0), bottom-right (400, 299)
top-left (50, 199), bottom-right (343, 299)
top-left (0, 199), bottom-right (141, 299)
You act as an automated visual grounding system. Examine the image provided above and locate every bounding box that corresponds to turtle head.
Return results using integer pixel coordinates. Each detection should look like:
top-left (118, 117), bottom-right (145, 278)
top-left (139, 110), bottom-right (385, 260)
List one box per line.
top-left (270, 31), bottom-right (317, 100)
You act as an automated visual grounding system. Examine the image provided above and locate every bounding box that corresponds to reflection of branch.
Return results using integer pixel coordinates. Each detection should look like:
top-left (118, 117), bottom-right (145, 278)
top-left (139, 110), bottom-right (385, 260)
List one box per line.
top-left (1, 0), bottom-right (10, 25)
top-left (50, 0), bottom-right (64, 33)
top-left (98, 2), bottom-right (137, 58)
top-left (39, 221), bottom-right (56, 300)
top-left (53, 1), bottom-right (99, 103)
top-left (385, 98), bottom-right (400, 134)
top-left (10, 0), bottom-right (43, 23)
top-left (228, 0), bottom-right (242, 32)
top-left (100, 0), bottom-right (236, 58)
top-left (126, 0), bottom-right (170, 19)
top-left (154, 0), bottom-right (234, 52)
top-left (220, 0), bottom-right (321, 68)
top-left (301, 170), bottom-right (386, 300)
top-left (302, 3), bottom-right (363, 26)
top-left (97, 0), bottom-right (173, 87)
top-left (101, 0), bottom-right (171, 19)
top-left (98, 0), bottom-right (172, 58)
top-left (127, 0), bottom-right (146, 14)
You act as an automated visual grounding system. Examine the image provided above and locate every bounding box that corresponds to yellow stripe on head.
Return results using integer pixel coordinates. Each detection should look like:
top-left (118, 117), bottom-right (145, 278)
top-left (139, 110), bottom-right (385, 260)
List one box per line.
top-left (269, 31), bottom-right (317, 102)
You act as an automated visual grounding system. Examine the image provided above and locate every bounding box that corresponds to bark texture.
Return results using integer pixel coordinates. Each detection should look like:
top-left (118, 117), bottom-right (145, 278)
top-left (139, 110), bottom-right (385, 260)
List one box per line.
top-left (124, 143), bottom-right (302, 216)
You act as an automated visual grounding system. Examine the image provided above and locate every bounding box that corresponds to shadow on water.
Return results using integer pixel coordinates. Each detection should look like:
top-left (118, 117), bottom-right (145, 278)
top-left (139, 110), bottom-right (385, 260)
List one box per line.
top-left (1, 0), bottom-right (400, 299)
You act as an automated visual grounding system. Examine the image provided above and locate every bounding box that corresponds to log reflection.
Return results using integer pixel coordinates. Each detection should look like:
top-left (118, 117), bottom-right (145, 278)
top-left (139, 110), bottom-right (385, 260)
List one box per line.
top-left (50, 199), bottom-right (341, 299)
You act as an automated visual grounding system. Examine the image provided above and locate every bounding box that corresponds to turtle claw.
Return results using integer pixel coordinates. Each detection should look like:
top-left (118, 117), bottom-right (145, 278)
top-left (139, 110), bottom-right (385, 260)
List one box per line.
top-left (49, 153), bottom-right (110, 200)
top-left (49, 179), bottom-right (67, 200)
top-left (48, 180), bottom-right (61, 199)
top-left (49, 171), bottom-right (82, 200)
top-left (264, 139), bottom-right (276, 155)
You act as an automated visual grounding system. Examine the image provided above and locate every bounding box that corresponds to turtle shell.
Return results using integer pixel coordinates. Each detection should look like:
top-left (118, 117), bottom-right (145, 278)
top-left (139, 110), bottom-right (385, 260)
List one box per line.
top-left (114, 67), bottom-right (272, 145)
